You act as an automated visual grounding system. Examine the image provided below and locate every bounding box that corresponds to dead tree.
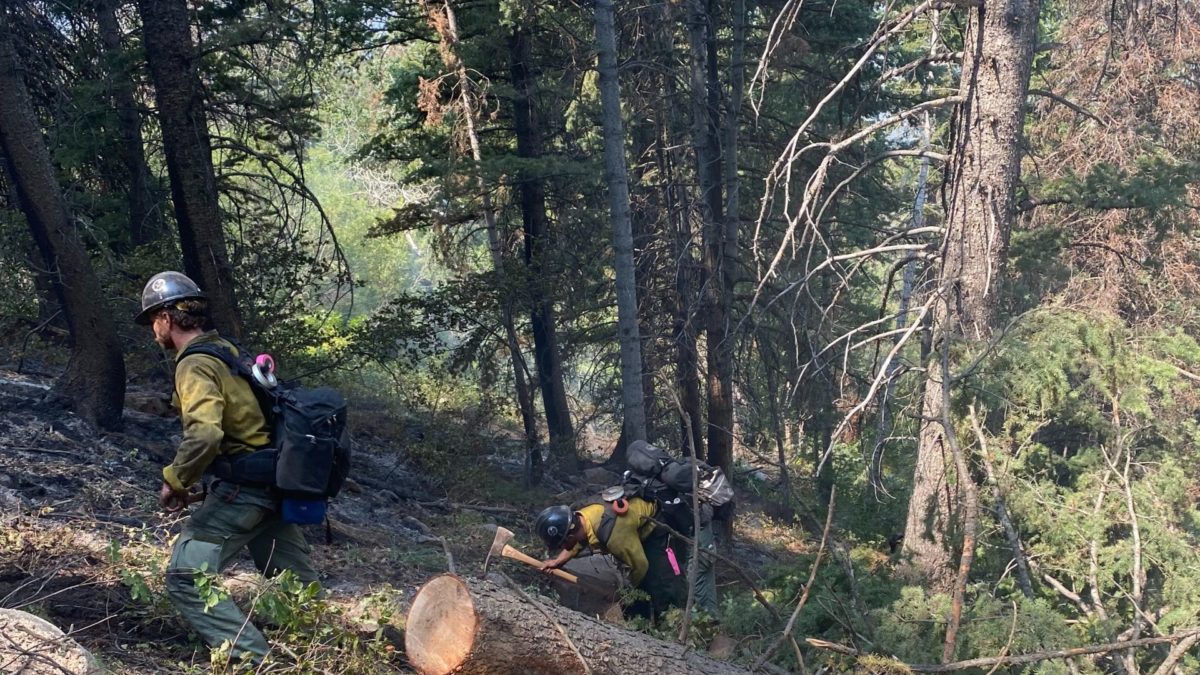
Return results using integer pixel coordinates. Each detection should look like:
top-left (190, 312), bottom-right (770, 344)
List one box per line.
top-left (902, 0), bottom-right (1042, 591)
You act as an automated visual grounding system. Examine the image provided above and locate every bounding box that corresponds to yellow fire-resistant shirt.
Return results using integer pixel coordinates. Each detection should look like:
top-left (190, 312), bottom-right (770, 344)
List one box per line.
top-left (162, 332), bottom-right (270, 490)
top-left (569, 498), bottom-right (659, 585)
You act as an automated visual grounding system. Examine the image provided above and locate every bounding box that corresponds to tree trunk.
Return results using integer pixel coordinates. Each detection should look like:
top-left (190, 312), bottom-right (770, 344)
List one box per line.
top-left (508, 24), bottom-right (576, 465)
top-left (761, 338), bottom-right (792, 509)
top-left (405, 575), bottom-right (749, 675)
top-left (901, 0), bottom-right (1041, 591)
top-left (136, 0), bottom-right (243, 338)
top-left (646, 0), bottom-right (705, 459)
top-left (687, 0), bottom-right (734, 478)
top-left (96, 0), bottom-right (162, 248)
top-left (595, 0), bottom-right (647, 444)
top-left (0, 19), bottom-right (126, 431)
top-left (429, 0), bottom-right (542, 481)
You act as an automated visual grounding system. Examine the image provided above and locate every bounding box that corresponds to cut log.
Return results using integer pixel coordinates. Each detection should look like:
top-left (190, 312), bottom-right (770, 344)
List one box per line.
top-left (405, 574), bottom-right (749, 675)
top-left (0, 608), bottom-right (100, 674)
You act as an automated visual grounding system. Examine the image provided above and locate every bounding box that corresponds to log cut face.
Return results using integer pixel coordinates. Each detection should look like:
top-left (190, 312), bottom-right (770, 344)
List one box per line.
top-left (405, 575), bottom-right (749, 675)
top-left (406, 576), bottom-right (479, 674)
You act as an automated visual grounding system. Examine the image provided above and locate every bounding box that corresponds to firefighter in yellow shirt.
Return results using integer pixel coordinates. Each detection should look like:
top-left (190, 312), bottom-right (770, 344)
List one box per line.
top-left (536, 497), bottom-right (717, 617)
top-left (137, 271), bottom-right (317, 665)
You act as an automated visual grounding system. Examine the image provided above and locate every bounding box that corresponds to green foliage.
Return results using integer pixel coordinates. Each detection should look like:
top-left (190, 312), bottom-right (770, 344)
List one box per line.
top-left (107, 537), bottom-right (172, 613)
top-left (205, 572), bottom-right (404, 673)
top-left (1034, 156), bottom-right (1200, 232)
top-left (0, 211), bottom-right (38, 336)
top-left (873, 587), bottom-right (950, 663)
top-left (194, 562), bottom-right (231, 614)
top-left (254, 570), bottom-right (323, 630)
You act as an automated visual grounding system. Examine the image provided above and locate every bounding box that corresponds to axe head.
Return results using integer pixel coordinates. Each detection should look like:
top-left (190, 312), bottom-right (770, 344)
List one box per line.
top-left (481, 526), bottom-right (515, 577)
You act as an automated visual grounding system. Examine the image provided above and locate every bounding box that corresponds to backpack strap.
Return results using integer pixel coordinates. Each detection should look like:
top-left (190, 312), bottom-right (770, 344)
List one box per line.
top-left (595, 503), bottom-right (618, 548)
top-left (178, 342), bottom-right (251, 379)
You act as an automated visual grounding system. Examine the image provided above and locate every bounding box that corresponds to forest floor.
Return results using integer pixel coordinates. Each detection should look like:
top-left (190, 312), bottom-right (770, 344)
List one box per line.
top-left (0, 368), bottom-right (822, 674)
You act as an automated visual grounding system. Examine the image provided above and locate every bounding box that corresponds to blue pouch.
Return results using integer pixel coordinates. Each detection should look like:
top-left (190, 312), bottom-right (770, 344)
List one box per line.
top-left (281, 498), bottom-right (327, 525)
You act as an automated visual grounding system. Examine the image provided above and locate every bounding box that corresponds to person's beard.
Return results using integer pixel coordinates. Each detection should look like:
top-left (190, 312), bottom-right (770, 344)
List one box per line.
top-left (153, 326), bottom-right (173, 351)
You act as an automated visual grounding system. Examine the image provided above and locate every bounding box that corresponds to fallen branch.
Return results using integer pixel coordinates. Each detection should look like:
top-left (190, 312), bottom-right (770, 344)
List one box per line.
top-left (805, 628), bottom-right (1200, 672)
top-left (40, 512), bottom-right (147, 528)
top-left (752, 486), bottom-right (837, 671)
top-left (417, 500), bottom-right (522, 515)
top-left (0, 445), bottom-right (83, 459)
top-left (404, 516), bottom-right (456, 575)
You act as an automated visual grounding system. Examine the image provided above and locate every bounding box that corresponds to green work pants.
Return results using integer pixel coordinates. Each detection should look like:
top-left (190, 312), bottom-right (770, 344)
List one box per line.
top-left (166, 480), bottom-right (318, 664)
top-left (639, 519), bottom-right (718, 619)
top-left (688, 519), bottom-right (718, 617)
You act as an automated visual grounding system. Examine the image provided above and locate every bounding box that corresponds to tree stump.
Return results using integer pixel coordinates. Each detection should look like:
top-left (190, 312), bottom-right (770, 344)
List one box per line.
top-left (552, 556), bottom-right (624, 623)
top-left (404, 574), bottom-right (749, 675)
top-left (0, 608), bottom-right (100, 674)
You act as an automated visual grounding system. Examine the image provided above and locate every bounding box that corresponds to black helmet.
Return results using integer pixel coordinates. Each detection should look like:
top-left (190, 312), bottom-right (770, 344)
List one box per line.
top-left (135, 271), bottom-right (206, 325)
top-left (534, 505), bottom-right (574, 550)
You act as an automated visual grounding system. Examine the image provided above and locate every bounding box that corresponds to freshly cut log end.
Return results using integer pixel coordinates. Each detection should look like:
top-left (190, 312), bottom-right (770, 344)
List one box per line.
top-left (405, 574), bottom-right (749, 675)
top-left (406, 575), bottom-right (478, 674)
top-left (0, 608), bottom-right (100, 674)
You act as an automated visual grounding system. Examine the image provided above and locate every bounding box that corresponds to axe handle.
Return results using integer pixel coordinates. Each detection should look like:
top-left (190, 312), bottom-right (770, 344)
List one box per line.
top-left (502, 545), bottom-right (578, 583)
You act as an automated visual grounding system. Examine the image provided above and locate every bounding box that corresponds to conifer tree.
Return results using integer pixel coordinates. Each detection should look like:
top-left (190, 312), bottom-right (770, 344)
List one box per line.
top-left (0, 13), bottom-right (126, 430)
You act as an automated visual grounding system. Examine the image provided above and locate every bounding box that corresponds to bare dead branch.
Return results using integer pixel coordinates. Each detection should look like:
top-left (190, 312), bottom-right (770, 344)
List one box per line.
top-left (942, 404), bottom-right (981, 662)
top-left (752, 486), bottom-right (837, 672)
top-left (1027, 88), bottom-right (1106, 127)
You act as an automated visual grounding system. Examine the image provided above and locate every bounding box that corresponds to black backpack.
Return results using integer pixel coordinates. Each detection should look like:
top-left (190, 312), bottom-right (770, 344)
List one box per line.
top-left (179, 341), bottom-right (352, 503)
top-left (620, 441), bottom-right (735, 533)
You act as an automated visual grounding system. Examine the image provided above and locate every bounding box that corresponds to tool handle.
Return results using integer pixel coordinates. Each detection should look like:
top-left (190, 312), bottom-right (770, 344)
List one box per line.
top-left (503, 545), bottom-right (579, 583)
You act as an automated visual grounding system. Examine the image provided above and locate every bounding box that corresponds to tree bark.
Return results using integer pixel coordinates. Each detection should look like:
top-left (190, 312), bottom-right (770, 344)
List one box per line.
top-left (0, 17), bottom-right (126, 431)
top-left (686, 0), bottom-right (733, 477)
top-left (508, 24), bottom-right (576, 465)
top-left (96, 0), bottom-right (162, 248)
top-left (643, 0), bottom-right (704, 460)
top-left (136, 0), bottom-right (243, 338)
top-left (595, 0), bottom-right (647, 444)
top-left (405, 575), bottom-right (749, 675)
top-left (902, 0), bottom-right (1040, 591)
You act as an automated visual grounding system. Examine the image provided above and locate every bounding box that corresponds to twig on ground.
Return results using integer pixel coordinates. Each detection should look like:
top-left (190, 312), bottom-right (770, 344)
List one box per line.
top-left (0, 445), bottom-right (83, 459)
top-left (0, 562), bottom-right (79, 607)
top-left (40, 511), bottom-right (147, 528)
top-left (416, 500), bottom-right (521, 515)
top-left (0, 628), bottom-right (77, 675)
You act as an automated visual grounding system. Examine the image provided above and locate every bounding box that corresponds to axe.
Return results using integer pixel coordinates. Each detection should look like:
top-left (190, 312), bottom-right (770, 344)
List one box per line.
top-left (484, 526), bottom-right (578, 583)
